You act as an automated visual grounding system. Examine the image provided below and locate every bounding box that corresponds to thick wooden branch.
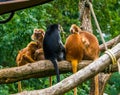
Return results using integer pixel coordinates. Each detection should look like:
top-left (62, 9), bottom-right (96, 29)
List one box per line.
top-left (99, 34), bottom-right (120, 52)
top-left (0, 60), bottom-right (90, 84)
top-left (0, 42), bottom-right (119, 84)
top-left (0, 35), bottom-right (119, 84)
top-left (12, 43), bottom-right (120, 95)
top-left (0, 0), bottom-right (53, 15)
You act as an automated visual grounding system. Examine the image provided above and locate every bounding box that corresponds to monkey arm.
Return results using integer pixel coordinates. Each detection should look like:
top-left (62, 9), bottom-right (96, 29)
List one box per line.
top-left (58, 40), bottom-right (65, 51)
top-left (22, 54), bottom-right (35, 63)
top-left (57, 41), bottom-right (66, 60)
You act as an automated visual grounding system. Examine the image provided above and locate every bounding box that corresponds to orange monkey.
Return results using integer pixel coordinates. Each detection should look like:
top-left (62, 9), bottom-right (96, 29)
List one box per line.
top-left (31, 29), bottom-right (45, 61)
top-left (16, 41), bottom-right (38, 92)
top-left (65, 24), bottom-right (99, 95)
top-left (70, 24), bottom-right (99, 60)
top-left (16, 41), bottom-right (38, 66)
top-left (65, 30), bottom-right (84, 95)
top-left (16, 29), bottom-right (45, 92)
top-left (31, 29), bottom-right (45, 48)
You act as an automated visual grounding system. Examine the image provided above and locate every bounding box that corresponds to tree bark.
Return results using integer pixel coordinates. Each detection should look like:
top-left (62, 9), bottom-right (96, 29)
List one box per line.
top-left (12, 43), bottom-right (120, 95)
top-left (79, 0), bottom-right (120, 94)
top-left (0, 59), bottom-right (118, 84)
top-left (0, 38), bottom-right (119, 84)
top-left (79, 0), bottom-right (92, 32)
top-left (0, 0), bottom-right (53, 15)
top-left (0, 60), bottom-right (118, 84)
top-left (100, 34), bottom-right (120, 52)
top-left (99, 34), bottom-right (120, 95)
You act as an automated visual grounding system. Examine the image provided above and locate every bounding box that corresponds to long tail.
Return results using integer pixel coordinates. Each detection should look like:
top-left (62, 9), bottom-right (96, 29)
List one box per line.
top-left (90, 58), bottom-right (99, 95)
top-left (50, 59), bottom-right (60, 83)
top-left (90, 75), bottom-right (99, 95)
top-left (71, 60), bottom-right (78, 95)
top-left (18, 81), bottom-right (22, 92)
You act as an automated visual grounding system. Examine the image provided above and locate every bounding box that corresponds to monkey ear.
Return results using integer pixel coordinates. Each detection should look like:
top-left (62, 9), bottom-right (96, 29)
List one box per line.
top-left (34, 29), bottom-right (37, 33)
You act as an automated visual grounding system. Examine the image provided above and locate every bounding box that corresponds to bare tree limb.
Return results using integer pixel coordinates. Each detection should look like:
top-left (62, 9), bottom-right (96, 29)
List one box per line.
top-left (0, 58), bottom-right (118, 84)
top-left (99, 34), bottom-right (120, 52)
top-left (12, 43), bottom-right (120, 95)
top-left (0, 60), bottom-right (90, 84)
top-left (99, 34), bottom-right (120, 95)
top-left (0, 40), bottom-right (119, 84)
top-left (0, 0), bottom-right (53, 15)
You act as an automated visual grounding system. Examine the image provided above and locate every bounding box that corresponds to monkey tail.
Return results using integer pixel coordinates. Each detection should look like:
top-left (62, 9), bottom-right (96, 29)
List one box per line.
top-left (50, 59), bottom-right (60, 83)
top-left (71, 60), bottom-right (78, 73)
top-left (71, 59), bottom-right (78, 95)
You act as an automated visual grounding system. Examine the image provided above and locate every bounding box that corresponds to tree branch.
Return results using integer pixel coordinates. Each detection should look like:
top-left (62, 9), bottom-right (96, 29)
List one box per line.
top-left (0, 60), bottom-right (90, 84)
top-left (99, 34), bottom-right (120, 52)
top-left (0, 40), bottom-right (120, 84)
top-left (12, 43), bottom-right (120, 95)
top-left (0, 0), bottom-right (53, 15)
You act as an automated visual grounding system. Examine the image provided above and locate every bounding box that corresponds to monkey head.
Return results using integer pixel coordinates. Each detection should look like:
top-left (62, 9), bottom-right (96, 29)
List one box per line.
top-left (46, 24), bottom-right (64, 34)
top-left (70, 24), bottom-right (82, 34)
top-left (27, 41), bottom-right (38, 51)
top-left (31, 29), bottom-right (45, 41)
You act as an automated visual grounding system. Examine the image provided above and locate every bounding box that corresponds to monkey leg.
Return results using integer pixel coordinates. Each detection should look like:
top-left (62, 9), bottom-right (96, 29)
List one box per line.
top-left (22, 55), bottom-right (35, 63)
top-left (71, 60), bottom-right (78, 95)
top-left (49, 76), bottom-right (52, 86)
top-left (18, 81), bottom-right (22, 92)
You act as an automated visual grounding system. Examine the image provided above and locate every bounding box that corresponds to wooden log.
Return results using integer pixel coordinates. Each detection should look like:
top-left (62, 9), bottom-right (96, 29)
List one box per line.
top-left (12, 43), bottom-right (120, 95)
top-left (0, 35), bottom-right (119, 84)
top-left (0, 42), bottom-right (120, 84)
top-left (0, 0), bottom-right (53, 15)
top-left (99, 34), bottom-right (120, 52)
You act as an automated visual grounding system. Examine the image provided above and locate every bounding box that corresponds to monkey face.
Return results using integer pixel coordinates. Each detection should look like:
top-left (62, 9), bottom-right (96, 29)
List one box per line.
top-left (70, 24), bottom-right (82, 34)
top-left (31, 29), bottom-right (45, 41)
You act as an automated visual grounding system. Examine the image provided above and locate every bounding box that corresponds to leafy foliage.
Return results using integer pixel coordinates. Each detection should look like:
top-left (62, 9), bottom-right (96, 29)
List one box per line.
top-left (105, 73), bottom-right (120, 95)
top-left (0, 0), bottom-right (120, 94)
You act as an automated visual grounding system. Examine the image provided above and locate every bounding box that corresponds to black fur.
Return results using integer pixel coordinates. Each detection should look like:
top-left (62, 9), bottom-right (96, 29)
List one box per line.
top-left (43, 24), bottom-right (65, 82)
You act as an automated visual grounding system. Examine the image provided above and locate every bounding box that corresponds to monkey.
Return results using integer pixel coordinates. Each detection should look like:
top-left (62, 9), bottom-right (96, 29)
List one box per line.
top-left (65, 29), bottom-right (84, 95)
top-left (31, 29), bottom-right (45, 61)
top-left (16, 41), bottom-right (38, 92)
top-left (33, 48), bottom-right (44, 61)
top-left (67, 24), bottom-right (100, 95)
top-left (16, 29), bottom-right (45, 92)
top-left (31, 28), bottom-right (45, 48)
top-left (16, 41), bottom-right (38, 66)
top-left (43, 24), bottom-right (65, 83)
top-left (70, 24), bottom-right (99, 60)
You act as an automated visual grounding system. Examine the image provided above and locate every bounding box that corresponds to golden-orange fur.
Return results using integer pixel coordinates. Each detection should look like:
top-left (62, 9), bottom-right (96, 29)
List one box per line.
top-left (31, 29), bottom-right (45, 60)
top-left (70, 24), bottom-right (99, 60)
top-left (16, 41), bottom-right (38, 92)
top-left (31, 29), bottom-right (45, 48)
top-left (65, 33), bottom-right (84, 95)
top-left (16, 29), bottom-right (45, 92)
top-left (34, 48), bottom-right (44, 61)
top-left (65, 33), bottom-right (84, 63)
top-left (65, 24), bottom-right (100, 95)
top-left (16, 41), bottom-right (37, 66)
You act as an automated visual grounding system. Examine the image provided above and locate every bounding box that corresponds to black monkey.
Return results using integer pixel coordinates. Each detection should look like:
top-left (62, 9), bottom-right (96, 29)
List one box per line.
top-left (43, 24), bottom-right (65, 82)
